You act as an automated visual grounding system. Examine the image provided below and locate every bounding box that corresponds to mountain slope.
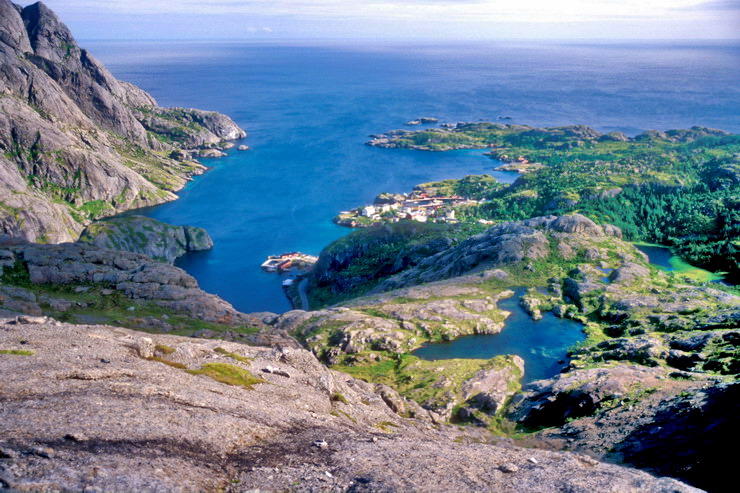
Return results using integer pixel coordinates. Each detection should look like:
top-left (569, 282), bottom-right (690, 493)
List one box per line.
top-left (0, 318), bottom-right (700, 492)
top-left (0, 1), bottom-right (245, 243)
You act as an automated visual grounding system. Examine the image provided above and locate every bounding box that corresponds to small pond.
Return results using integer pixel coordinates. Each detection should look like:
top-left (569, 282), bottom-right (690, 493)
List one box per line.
top-left (412, 287), bottom-right (586, 383)
top-left (635, 244), bottom-right (727, 284)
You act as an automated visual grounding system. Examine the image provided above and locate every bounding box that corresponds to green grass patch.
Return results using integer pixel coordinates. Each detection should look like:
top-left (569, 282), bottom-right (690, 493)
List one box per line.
top-left (147, 356), bottom-right (187, 369)
top-left (0, 349), bottom-right (34, 356)
top-left (331, 392), bottom-right (349, 404)
top-left (154, 344), bottom-right (176, 355)
top-left (187, 362), bottom-right (265, 390)
top-left (1, 259), bottom-right (31, 287)
top-left (375, 420), bottom-right (399, 432)
top-left (214, 347), bottom-right (252, 364)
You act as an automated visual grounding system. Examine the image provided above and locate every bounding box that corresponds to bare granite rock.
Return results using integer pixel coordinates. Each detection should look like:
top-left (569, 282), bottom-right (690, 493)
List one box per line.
top-left (460, 355), bottom-right (525, 415)
top-left (0, 241), bottom-right (256, 327)
top-left (0, 320), bottom-right (700, 492)
top-left (0, 0), bottom-right (246, 243)
top-left (517, 365), bottom-right (736, 493)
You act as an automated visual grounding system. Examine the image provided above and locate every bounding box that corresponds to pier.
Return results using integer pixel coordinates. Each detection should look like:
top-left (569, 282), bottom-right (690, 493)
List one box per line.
top-left (261, 252), bottom-right (318, 272)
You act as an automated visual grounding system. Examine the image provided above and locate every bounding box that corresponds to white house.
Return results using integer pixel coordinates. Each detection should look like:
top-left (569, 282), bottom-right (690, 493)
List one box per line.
top-left (361, 205), bottom-right (376, 217)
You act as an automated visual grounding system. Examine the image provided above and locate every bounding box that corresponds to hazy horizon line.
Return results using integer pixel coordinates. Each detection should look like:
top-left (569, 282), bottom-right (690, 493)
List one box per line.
top-left (80, 37), bottom-right (740, 43)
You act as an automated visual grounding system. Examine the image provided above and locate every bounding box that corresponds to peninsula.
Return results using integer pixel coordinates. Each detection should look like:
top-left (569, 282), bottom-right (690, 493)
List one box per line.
top-left (366, 122), bottom-right (738, 282)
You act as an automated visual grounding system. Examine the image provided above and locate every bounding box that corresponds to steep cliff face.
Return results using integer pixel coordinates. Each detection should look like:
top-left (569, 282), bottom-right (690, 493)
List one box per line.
top-left (0, 1), bottom-right (246, 244)
top-left (307, 222), bottom-right (457, 305)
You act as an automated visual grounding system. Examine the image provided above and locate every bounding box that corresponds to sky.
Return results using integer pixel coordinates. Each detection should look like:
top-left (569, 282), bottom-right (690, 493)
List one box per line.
top-left (18, 0), bottom-right (740, 40)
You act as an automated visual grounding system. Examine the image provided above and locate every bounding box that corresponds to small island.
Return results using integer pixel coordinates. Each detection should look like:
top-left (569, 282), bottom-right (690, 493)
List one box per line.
top-left (405, 117), bottom-right (439, 125)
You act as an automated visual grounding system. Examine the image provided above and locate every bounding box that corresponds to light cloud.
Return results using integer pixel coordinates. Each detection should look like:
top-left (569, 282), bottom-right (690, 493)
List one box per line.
top-left (18, 0), bottom-right (740, 39)
top-left (681, 0), bottom-right (740, 10)
top-left (24, 1), bottom-right (715, 21)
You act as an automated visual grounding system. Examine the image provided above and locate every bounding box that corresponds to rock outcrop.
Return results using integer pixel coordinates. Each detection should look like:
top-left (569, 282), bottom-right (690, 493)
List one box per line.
top-left (0, 0), bottom-right (246, 243)
top-left (507, 365), bottom-right (670, 428)
top-left (508, 364), bottom-right (737, 492)
top-left (0, 240), bottom-right (258, 331)
top-left (0, 319), bottom-right (701, 492)
top-left (79, 215), bottom-right (213, 263)
top-left (374, 214), bottom-right (621, 292)
top-left (276, 289), bottom-right (511, 365)
top-left (308, 221), bottom-right (456, 300)
top-left (459, 355), bottom-right (524, 417)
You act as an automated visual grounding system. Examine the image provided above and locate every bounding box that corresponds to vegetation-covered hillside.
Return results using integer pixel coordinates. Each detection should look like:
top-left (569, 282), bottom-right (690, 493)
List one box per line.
top-left (367, 124), bottom-right (739, 281)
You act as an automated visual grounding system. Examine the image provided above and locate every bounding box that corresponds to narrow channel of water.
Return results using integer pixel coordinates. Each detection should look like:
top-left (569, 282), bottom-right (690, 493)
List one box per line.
top-left (413, 287), bottom-right (585, 383)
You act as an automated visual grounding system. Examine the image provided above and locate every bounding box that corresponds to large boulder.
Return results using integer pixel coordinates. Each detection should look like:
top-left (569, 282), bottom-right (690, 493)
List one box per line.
top-left (610, 383), bottom-right (740, 492)
top-left (460, 355), bottom-right (524, 415)
top-left (609, 262), bottom-right (650, 284)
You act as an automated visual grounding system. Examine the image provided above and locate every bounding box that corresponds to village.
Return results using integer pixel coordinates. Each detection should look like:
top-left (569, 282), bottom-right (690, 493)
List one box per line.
top-left (334, 189), bottom-right (484, 228)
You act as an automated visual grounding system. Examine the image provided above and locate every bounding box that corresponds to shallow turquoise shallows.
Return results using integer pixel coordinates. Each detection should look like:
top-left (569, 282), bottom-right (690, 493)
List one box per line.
top-left (89, 40), bottom-right (740, 314)
top-left (413, 288), bottom-right (585, 383)
top-left (636, 244), bottom-right (728, 283)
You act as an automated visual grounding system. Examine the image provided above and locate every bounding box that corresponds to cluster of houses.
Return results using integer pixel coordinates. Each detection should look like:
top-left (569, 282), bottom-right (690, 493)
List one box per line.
top-left (336, 191), bottom-right (482, 227)
top-left (261, 252), bottom-right (318, 273)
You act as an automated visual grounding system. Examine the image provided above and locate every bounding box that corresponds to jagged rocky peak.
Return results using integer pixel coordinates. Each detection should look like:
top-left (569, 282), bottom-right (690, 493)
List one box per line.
top-left (0, 1), bottom-right (32, 52)
top-left (21, 1), bottom-right (76, 62)
top-left (14, 1), bottom-right (153, 144)
top-left (0, 0), bottom-right (246, 244)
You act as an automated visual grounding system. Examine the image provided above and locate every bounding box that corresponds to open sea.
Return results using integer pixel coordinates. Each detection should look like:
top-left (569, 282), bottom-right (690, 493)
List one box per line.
top-left (88, 40), bottom-right (740, 314)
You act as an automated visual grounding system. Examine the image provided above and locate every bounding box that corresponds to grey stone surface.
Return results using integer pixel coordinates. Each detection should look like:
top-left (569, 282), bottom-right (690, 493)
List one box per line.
top-left (0, 320), bottom-right (700, 492)
top-left (0, 241), bottom-right (254, 326)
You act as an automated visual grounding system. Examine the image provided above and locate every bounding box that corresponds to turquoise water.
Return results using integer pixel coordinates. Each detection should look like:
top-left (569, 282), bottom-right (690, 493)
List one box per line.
top-left (413, 288), bottom-right (585, 383)
top-left (636, 244), bottom-right (728, 284)
top-left (88, 40), bottom-right (740, 314)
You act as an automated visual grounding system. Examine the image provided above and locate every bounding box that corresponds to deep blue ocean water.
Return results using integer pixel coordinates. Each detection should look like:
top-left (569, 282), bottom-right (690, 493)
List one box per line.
top-left (88, 40), bottom-right (740, 314)
top-left (413, 288), bottom-right (585, 383)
